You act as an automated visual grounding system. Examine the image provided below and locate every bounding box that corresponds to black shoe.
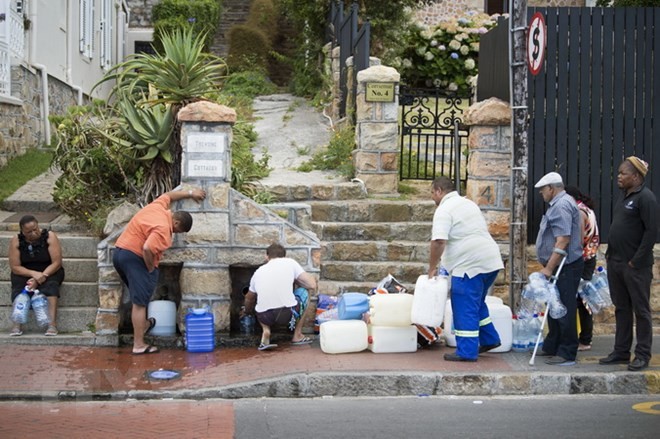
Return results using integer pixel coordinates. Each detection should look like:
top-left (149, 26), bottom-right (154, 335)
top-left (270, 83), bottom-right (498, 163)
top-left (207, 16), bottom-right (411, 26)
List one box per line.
top-left (479, 343), bottom-right (501, 354)
top-left (598, 352), bottom-right (630, 365)
top-left (534, 350), bottom-right (554, 357)
top-left (627, 357), bottom-right (649, 371)
top-left (444, 353), bottom-right (477, 362)
top-left (545, 356), bottom-right (576, 366)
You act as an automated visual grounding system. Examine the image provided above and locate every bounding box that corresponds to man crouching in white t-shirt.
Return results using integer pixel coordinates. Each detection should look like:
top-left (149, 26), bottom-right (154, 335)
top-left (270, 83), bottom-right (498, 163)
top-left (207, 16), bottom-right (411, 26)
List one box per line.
top-left (243, 243), bottom-right (318, 351)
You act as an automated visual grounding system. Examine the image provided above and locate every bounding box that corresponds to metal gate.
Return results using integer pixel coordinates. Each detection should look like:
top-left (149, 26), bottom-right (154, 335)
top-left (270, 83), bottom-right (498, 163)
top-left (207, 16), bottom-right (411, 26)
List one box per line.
top-left (399, 86), bottom-right (470, 186)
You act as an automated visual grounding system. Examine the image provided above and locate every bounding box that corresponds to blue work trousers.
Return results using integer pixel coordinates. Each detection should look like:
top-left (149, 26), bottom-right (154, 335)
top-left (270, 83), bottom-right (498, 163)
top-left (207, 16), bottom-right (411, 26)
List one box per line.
top-left (451, 270), bottom-right (501, 360)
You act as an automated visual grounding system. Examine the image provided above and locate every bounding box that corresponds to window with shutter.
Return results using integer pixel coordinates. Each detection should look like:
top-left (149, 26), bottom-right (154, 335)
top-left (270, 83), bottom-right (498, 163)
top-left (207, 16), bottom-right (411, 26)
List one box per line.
top-left (79, 0), bottom-right (94, 58)
top-left (100, 0), bottom-right (112, 69)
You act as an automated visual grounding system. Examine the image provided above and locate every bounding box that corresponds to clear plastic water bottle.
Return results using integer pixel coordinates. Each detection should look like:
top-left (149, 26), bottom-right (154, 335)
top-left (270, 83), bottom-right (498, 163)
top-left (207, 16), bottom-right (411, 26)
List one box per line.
top-left (591, 266), bottom-right (612, 307)
top-left (239, 313), bottom-right (255, 335)
top-left (580, 281), bottom-right (602, 314)
top-left (546, 283), bottom-right (567, 319)
top-left (528, 313), bottom-right (542, 350)
top-left (31, 292), bottom-right (50, 327)
top-left (11, 288), bottom-right (31, 324)
top-left (512, 315), bottom-right (528, 352)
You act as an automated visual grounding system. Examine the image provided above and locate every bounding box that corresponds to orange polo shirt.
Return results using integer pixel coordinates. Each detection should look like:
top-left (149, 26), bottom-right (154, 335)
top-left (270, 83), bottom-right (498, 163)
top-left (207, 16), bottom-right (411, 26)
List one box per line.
top-left (115, 194), bottom-right (173, 267)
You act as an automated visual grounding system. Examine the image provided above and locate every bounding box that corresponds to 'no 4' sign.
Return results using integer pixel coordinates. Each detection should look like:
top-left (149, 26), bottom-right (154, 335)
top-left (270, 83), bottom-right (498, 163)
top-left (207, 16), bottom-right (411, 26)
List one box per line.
top-left (527, 12), bottom-right (546, 76)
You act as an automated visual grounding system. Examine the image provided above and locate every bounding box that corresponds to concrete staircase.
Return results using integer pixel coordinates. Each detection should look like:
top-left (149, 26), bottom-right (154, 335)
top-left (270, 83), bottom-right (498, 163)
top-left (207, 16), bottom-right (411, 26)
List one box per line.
top-left (209, 0), bottom-right (251, 58)
top-left (0, 175), bottom-right (101, 344)
top-left (303, 194), bottom-right (436, 295)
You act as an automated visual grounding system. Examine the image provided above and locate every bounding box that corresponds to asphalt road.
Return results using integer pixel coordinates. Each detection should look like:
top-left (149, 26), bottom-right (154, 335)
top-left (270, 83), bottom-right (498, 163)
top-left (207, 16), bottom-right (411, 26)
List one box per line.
top-left (2, 395), bottom-right (657, 438)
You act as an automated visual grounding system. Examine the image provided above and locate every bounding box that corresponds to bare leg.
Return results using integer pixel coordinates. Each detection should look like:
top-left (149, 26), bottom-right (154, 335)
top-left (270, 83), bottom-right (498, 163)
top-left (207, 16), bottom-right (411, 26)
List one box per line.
top-left (292, 296), bottom-right (313, 342)
top-left (132, 304), bottom-right (149, 351)
top-left (260, 321), bottom-right (271, 346)
top-left (47, 296), bottom-right (58, 328)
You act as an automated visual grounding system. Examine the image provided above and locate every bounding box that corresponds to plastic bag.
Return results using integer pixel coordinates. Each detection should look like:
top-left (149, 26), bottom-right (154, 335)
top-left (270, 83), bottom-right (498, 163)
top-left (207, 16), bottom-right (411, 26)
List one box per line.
top-left (375, 274), bottom-right (408, 295)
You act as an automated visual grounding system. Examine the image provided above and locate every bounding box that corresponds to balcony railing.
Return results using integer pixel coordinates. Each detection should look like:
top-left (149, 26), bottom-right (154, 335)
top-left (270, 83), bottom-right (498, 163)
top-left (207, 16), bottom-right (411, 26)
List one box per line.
top-left (0, 0), bottom-right (24, 60)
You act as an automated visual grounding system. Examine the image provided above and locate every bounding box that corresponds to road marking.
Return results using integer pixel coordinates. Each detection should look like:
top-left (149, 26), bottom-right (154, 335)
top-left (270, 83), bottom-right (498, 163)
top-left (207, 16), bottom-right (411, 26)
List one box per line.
top-left (632, 401), bottom-right (660, 415)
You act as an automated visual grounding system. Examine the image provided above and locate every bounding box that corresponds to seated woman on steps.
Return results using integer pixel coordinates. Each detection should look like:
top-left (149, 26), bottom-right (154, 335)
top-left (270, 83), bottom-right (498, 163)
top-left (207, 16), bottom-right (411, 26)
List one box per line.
top-left (8, 215), bottom-right (65, 336)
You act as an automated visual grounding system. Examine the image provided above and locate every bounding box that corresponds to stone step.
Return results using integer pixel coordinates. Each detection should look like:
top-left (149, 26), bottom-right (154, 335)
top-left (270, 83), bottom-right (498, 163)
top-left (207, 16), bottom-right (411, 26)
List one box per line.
top-left (317, 280), bottom-right (416, 296)
top-left (322, 240), bottom-right (430, 262)
top-left (320, 260), bottom-right (427, 284)
top-left (0, 258), bottom-right (99, 283)
top-left (260, 182), bottom-right (368, 202)
top-left (313, 221), bottom-right (431, 242)
top-left (0, 332), bottom-right (116, 346)
top-left (309, 199), bottom-right (435, 223)
top-left (0, 281), bottom-right (99, 307)
top-left (0, 306), bottom-right (98, 334)
top-left (0, 212), bottom-right (94, 234)
top-left (0, 233), bottom-right (99, 259)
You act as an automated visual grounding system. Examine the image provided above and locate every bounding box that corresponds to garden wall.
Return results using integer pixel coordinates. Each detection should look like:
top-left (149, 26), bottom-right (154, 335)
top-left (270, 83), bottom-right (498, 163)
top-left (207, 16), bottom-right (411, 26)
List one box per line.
top-left (0, 66), bottom-right (78, 166)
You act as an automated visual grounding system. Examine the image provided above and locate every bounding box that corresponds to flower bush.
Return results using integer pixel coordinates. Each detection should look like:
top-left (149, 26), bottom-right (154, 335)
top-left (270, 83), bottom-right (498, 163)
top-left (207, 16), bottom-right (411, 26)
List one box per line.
top-left (393, 11), bottom-right (502, 93)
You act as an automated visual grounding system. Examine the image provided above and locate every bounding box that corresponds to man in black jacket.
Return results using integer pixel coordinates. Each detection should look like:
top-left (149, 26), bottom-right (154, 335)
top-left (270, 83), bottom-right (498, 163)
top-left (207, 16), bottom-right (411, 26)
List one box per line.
top-left (599, 156), bottom-right (658, 371)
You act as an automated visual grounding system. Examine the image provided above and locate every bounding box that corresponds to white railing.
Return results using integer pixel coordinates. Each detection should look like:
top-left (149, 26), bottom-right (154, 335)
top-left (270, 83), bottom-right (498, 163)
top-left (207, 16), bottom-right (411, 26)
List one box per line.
top-left (0, 40), bottom-right (10, 96)
top-left (0, 0), bottom-right (24, 60)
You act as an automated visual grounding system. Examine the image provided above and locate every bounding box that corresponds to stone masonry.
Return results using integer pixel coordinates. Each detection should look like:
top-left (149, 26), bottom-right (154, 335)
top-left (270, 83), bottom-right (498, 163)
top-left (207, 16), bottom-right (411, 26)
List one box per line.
top-left (354, 65), bottom-right (400, 195)
top-left (95, 101), bottom-right (321, 337)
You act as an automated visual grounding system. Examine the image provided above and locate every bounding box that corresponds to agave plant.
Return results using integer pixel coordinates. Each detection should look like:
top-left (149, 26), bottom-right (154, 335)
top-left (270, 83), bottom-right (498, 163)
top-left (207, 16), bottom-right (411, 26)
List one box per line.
top-left (115, 98), bottom-right (174, 163)
top-left (97, 28), bottom-right (227, 105)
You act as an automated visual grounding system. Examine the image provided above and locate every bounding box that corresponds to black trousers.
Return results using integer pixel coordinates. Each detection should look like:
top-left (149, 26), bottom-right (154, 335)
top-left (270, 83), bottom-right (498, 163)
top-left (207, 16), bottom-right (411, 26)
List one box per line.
top-left (607, 259), bottom-right (653, 361)
top-left (543, 258), bottom-right (583, 361)
top-left (577, 257), bottom-right (597, 345)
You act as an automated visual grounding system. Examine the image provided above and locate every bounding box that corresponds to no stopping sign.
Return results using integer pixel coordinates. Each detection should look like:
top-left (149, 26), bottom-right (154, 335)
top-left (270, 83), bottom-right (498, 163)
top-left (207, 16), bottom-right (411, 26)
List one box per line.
top-left (527, 12), bottom-right (546, 76)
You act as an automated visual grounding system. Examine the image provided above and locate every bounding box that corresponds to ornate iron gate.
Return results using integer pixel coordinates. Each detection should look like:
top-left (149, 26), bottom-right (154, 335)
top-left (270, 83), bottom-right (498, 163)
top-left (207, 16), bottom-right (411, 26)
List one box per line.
top-left (399, 86), bottom-right (470, 186)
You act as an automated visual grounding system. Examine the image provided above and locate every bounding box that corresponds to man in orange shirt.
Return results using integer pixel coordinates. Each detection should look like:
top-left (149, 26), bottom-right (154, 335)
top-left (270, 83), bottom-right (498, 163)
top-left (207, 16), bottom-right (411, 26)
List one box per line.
top-left (113, 187), bottom-right (206, 354)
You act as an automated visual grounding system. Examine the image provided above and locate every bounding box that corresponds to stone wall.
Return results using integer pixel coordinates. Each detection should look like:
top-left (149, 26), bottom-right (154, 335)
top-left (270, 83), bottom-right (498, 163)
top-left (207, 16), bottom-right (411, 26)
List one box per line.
top-left (126, 0), bottom-right (161, 27)
top-left (0, 65), bottom-right (78, 166)
top-left (464, 97), bottom-right (660, 332)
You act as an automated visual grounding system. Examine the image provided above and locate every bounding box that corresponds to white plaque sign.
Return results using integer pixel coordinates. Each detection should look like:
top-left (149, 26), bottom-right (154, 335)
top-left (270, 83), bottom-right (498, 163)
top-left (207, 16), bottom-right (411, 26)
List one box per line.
top-left (187, 133), bottom-right (226, 153)
top-left (187, 159), bottom-right (225, 178)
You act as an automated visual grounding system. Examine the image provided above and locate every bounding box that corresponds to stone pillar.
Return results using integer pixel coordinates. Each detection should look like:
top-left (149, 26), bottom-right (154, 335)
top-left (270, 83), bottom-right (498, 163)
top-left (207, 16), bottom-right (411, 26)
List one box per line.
top-left (354, 65), bottom-right (400, 195)
top-left (330, 44), bottom-right (341, 121)
top-left (464, 97), bottom-right (512, 298)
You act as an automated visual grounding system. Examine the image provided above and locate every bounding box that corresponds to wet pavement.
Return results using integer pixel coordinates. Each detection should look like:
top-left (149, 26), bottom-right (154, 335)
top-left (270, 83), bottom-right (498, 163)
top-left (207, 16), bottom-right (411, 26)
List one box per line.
top-left (0, 335), bottom-right (657, 400)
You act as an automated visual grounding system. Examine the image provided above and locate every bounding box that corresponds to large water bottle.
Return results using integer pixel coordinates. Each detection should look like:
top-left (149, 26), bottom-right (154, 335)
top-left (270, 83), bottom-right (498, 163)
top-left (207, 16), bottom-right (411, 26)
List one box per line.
top-left (239, 313), bottom-right (256, 335)
top-left (528, 313), bottom-right (542, 350)
top-left (546, 283), bottom-right (567, 319)
top-left (579, 280), bottom-right (603, 314)
top-left (591, 266), bottom-right (613, 308)
top-left (512, 315), bottom-right (528, 352)
top-left (31, 292), bottom-right (50, 327)
top-left (11, 289), bottom-right (31, 324)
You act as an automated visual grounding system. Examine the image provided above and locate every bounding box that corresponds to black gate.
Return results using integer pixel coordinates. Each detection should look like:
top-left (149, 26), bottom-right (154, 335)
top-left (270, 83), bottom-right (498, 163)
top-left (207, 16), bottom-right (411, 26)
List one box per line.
top-left (399, 86), bottom-right (470, 185)
top-left (528, 7), bottom-right (659, 243)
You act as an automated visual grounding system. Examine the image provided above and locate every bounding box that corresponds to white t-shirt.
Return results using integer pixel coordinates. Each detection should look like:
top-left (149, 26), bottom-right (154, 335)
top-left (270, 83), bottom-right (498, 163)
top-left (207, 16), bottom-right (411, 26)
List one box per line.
top-left (431, 191), bottom-right (504, 278)
top-left (249, 257), bottom-right (305, 312)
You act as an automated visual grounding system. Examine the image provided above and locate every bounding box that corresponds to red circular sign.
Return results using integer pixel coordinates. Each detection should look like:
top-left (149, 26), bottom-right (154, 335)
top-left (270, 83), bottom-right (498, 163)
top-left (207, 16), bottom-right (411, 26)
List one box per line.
top-left (527, 12), bottom-right (546, 76)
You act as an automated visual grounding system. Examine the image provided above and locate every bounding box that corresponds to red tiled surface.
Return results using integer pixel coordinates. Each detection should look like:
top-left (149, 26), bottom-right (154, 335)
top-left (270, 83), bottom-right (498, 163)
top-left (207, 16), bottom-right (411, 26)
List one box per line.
top-left (0, 343), bottom-right (511, 394)
top-left (0, 399), bottom-right (234, 439)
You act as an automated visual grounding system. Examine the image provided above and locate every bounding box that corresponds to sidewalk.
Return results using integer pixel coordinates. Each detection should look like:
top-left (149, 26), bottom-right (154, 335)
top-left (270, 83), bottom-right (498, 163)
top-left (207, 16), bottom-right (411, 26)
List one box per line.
top-left (0, 335), bottom-right (657, 400)
top-left (0, 96), bottom-right (657, 400)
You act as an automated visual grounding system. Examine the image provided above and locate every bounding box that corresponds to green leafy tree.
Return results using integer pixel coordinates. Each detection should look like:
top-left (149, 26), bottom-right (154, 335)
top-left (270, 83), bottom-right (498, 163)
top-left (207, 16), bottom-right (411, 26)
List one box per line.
top-left (152, 0), bottom-right (220, 52)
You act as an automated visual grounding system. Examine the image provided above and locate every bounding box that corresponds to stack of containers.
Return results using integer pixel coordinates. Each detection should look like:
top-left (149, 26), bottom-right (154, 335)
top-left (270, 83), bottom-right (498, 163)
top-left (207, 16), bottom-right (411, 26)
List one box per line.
top-left (185, 307), bottom-right (215, 353)
top-left (367, 293), bottom-right (417, 353)
top-left (443, 296), bottom-right (513, 352)
top-left (320, 292), bottom-right (370, 354)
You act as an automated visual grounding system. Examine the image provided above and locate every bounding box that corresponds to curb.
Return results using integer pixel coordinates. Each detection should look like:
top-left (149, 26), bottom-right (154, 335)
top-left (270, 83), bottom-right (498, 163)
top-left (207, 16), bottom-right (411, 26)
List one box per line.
top-left (1, 371), bottom-right (656, 402)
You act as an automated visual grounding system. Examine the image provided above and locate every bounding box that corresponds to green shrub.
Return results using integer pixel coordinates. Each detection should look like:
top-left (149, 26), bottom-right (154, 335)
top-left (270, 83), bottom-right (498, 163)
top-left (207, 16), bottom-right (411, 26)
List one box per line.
top-left (0, 149), bottom-right (53, 204)
top-left (227, 24), bottom-right (271, 73)
top-left (246, 0), bottom-right (279, 44)
top-left (221, 71), bottom-right (278, 99)
top-left (298, 125), bottom-right (355, 179)
top-left (152, 0), bottom-right (220, 53)
top-left (231, 121), bottom-right (271, 194)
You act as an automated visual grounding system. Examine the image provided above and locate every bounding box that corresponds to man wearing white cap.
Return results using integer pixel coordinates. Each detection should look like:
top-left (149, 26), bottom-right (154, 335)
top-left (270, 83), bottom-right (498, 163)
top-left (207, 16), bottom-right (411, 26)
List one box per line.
top-left (599, 156), bottom-right (657, 371)
top-left (533, 171), bottom-right (584, 366)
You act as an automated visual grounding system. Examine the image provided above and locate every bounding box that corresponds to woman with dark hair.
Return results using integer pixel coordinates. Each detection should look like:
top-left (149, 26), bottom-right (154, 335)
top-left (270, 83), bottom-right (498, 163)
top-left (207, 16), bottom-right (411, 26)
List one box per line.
top-left (9, 215), bottom-right (65, 336)
top-left (565, 186), bottom-right (600, 351)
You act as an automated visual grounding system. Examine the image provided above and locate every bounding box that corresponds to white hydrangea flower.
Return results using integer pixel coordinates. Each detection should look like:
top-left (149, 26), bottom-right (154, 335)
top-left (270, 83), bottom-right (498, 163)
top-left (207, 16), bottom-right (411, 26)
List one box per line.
top-left (425, 51), bottom-right (434, 61)
top-left (438, 45), bottom-right (446, 51)
top-left (430, 39), bottom-right (438, 47)
top-left (464, 58), bottom-right (476, 70)
top-left (449, 39), bottom-right (461, 50)
top-left (460, 45), bottom-right (470, 55)
top-left (402, 58), bottom-right (412, 68)
top-left (448, 82), bottom-right (458, 91)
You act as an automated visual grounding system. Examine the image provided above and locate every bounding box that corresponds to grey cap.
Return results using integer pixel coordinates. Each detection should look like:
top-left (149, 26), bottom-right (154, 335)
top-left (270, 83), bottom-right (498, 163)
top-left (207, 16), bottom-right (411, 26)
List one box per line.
top-left (534, 172), bottom-right (563, 188)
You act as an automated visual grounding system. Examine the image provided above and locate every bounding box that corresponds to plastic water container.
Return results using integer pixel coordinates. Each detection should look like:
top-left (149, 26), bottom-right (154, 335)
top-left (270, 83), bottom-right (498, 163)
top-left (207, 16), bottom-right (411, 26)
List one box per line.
top-left (337, 292), bottom-right (370, 320)
top-left (185, 308), bottom-right (215, 353)
top-left (367, 325), bottom-right (418, 353)
top-left (320, 320), bottom-right (368, 354)
top-left (443, 298), bottom-right (512, 353)
top-left (369, 293), bottom-right (414, 326)
top-left (411, 275), bottom-right (448, 327)
top-left (31, 293), bottom-right (50, 327)
top-left (148, 300), bottom-right (177, 336)
top-left (11, 290), bottom-right (31, 324)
